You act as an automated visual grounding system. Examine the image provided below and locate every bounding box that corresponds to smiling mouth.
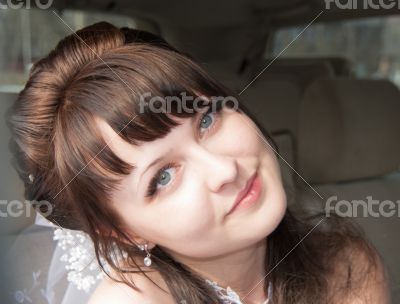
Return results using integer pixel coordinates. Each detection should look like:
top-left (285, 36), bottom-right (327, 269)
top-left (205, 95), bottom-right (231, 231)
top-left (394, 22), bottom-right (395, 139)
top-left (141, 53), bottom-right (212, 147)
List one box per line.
top-left (226, 171), bottom-right (261, 216)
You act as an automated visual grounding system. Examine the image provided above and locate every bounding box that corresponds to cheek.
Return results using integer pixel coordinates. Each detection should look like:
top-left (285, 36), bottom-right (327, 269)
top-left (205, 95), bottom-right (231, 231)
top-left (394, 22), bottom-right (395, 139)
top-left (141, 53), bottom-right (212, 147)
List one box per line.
top-left (214, 112), bottom-right (265, 156)
top-left (123, 182), bottom-right (216, 247)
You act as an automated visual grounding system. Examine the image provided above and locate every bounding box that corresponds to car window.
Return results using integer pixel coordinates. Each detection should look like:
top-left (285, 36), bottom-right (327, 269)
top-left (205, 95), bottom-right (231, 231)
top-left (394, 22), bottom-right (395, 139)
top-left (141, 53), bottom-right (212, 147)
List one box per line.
top-left (268, 15), bottom-right (400, 87)
top-left (0, 9), bottom-right (155, 92)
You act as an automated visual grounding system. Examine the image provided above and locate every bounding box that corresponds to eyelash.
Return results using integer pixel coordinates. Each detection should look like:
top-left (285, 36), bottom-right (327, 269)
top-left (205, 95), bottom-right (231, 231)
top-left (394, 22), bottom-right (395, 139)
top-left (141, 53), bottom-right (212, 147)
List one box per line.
top-left (145, 105), bottom-right (223, 198)
top-left (146, 161), bottom-right (176, 198)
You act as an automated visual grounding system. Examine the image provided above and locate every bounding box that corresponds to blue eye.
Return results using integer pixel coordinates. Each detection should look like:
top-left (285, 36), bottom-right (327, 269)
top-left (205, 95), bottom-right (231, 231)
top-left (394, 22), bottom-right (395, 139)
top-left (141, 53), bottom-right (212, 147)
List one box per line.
top-left (146, 162), bottom-right (175, 197)
top-left (157, 168), bottom-right (172, 186)
top-left (199, 112), bottom-right (214, 130)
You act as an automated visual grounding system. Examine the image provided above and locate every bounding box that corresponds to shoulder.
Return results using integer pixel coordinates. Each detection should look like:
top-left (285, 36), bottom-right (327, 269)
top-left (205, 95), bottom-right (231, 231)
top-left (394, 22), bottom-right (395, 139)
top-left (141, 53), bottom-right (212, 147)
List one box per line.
top-left (87, 269), bottom-right (175, 304)
top-left (87, 275), bottom-right (143, 304)
top-left (329, 238), bottom-right (391, 303)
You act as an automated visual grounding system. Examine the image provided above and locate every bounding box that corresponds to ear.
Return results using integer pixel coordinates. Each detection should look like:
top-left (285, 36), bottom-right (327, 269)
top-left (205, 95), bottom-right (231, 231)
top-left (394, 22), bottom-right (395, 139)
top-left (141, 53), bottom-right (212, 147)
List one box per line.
top-left (135, 240), bottom-right (157, 251)
top-left (96, 228), bottom-right (157, 250)
top-left (127, 231), bottom-right (157, 250)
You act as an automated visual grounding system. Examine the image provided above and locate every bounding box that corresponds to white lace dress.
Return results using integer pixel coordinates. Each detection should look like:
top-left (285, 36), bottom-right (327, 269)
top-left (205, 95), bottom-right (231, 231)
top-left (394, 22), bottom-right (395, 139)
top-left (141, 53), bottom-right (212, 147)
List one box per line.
top-left (205, 279), bottom-right (272, 304)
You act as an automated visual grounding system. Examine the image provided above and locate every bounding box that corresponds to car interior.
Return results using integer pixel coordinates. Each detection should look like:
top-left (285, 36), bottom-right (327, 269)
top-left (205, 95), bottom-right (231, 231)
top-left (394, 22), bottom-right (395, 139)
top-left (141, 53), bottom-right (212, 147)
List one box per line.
top-left (1, 0), bottom-right (399, 303)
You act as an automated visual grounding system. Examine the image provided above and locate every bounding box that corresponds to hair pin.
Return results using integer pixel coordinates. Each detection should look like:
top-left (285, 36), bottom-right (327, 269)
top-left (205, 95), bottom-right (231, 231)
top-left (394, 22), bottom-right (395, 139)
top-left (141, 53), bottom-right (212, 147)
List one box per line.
top-left (28, 173), bottom-right (34, 183)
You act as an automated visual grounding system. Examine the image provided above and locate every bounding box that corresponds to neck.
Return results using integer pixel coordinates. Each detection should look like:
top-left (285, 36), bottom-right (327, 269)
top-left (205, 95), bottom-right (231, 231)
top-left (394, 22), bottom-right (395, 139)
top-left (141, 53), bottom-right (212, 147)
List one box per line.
top-left (168, 239), bottom-right (268, 304)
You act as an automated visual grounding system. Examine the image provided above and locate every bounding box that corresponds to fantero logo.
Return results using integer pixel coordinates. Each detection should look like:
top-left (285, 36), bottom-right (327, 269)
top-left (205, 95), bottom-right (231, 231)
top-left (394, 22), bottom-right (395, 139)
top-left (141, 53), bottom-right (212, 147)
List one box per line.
top-left (324, 0), bottom-right (399, 9)
top-left (0, 0), bottom-right (53, 10)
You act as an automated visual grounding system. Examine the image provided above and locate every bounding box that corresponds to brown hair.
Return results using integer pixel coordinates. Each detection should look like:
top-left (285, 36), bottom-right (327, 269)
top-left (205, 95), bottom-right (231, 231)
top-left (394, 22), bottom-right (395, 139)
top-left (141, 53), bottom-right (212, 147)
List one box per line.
top-left (7, 21), bottom-right (382, 303)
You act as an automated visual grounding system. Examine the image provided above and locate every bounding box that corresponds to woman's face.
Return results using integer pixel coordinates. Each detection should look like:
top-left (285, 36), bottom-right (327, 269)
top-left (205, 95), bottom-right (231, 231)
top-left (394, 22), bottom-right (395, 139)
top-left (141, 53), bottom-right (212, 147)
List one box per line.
top-left (96, 103), bottom-right (287, 259)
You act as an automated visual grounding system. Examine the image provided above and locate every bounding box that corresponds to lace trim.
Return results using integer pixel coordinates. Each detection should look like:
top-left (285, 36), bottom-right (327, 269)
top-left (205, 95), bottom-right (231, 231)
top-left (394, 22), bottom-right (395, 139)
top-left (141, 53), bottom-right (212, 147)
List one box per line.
top-left (205, 279), bottom-right (272, 304)
top-left (53, 228), bottom-right (111, 292)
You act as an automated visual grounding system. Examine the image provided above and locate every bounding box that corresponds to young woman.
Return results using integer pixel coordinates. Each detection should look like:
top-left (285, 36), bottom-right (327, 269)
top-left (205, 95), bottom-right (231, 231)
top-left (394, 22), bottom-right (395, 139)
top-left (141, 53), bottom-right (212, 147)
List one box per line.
top-left (8, 21), bottom-right (390, 304)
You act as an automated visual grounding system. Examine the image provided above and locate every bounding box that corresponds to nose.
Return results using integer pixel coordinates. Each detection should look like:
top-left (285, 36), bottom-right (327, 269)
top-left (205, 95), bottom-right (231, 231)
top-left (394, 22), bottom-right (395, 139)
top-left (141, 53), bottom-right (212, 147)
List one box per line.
top-left (189, 144), bottom-right (238, 193)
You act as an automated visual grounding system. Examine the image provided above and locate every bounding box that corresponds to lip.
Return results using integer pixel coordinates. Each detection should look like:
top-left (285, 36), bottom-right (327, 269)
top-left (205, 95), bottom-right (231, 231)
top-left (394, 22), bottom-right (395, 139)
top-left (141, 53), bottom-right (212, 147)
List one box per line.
top-left (227, 171), bottom-right (260, 216)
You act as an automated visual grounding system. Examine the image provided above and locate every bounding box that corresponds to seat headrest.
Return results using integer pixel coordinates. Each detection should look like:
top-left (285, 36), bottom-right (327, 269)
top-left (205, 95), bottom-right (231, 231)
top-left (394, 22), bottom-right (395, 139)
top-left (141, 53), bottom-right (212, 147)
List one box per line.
top-left (242, 80), bottom-right (300, 135)
top-left (297, 78), bottom-right (400, 184)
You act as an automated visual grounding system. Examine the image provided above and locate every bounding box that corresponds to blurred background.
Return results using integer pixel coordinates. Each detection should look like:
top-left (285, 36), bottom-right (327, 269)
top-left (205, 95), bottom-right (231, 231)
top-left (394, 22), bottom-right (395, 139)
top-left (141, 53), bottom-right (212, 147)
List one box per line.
top-left (1, 0), bottom-right (400, 303)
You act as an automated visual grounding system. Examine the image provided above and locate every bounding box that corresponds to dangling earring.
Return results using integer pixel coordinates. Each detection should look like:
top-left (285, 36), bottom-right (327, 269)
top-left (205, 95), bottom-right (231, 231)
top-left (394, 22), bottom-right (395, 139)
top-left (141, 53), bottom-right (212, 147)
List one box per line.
top-left (137, 243), bottom-right (152, 267)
